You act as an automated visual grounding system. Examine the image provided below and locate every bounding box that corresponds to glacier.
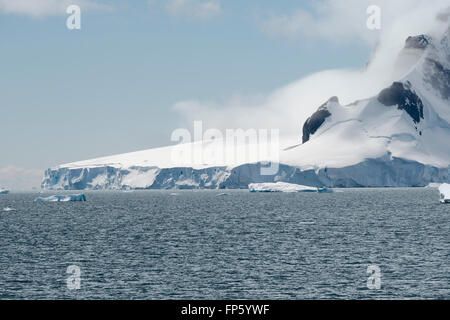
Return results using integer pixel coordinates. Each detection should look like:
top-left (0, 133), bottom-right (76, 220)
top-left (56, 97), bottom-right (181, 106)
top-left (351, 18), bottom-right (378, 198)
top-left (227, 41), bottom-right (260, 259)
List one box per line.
top-left (42, 27), bottom-right (450, 191)
top-left (42, 155), bottom-right (449, 190)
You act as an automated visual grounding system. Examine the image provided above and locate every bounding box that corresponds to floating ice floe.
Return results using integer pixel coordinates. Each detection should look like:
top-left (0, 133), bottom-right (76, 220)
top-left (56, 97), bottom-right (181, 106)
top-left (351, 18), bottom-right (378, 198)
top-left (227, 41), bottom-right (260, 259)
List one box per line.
top-left (34, 194), bottom-right (87, 202)
top-left (439, 184), bottom-right (450, 204)
top-left (248, 182), bottom-right (332, 193)
top-left (2, 207), bottom-right (16, 212)
top-left (317, 188), bottom-right (334, 193)
top-left (298, 221), bottom-right (316, 225)
top-left (0, 188), bottom-right (9, 195)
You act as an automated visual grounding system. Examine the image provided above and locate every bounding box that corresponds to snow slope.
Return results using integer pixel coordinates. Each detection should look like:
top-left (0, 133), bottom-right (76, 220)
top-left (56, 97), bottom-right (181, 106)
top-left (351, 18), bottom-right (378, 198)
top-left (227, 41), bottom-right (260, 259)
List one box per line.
top-left (42, 28), bottom-right (450, 190)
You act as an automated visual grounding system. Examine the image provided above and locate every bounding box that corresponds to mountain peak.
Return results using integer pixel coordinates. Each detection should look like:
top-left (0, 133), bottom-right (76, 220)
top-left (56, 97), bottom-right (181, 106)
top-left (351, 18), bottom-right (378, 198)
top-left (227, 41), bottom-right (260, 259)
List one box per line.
top-left (328, 96), bottom-right (339, 103)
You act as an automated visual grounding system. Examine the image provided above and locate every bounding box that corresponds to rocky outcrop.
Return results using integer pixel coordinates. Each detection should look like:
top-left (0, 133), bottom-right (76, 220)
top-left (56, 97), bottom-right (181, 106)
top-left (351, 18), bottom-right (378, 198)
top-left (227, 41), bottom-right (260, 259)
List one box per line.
top-left (377, 81), bottom-right (424, 123)
top-left (424, 58), bottom-right (450, 100)
top-left (302, 97), bottom-right (336, 143)
top-left (404, 35), bottom-right (431, 50)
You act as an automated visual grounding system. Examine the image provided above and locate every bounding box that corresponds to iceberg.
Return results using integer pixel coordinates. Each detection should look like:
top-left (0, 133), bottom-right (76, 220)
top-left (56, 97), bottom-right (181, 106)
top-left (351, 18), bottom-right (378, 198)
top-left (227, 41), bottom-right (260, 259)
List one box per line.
top-left (2, 207), bottom-right (16, 212)
top-left (425, 183), bottom-right (441, 188)
top-left (249, 182), bottom-right (319, 193)
top-left (317, 188), bottom-right (334, 193)
top-left (0, 188), bottom-right (9, 195)
top-left (34, 194), bottom-right (87, 202)
top-left (439, 184), bottom-right (450, 204)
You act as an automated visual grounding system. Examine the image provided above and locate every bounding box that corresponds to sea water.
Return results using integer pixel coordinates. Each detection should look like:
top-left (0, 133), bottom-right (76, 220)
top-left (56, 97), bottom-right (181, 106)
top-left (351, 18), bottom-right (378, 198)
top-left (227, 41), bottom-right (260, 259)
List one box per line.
top-left (0, 188), bottom-right (448, 299)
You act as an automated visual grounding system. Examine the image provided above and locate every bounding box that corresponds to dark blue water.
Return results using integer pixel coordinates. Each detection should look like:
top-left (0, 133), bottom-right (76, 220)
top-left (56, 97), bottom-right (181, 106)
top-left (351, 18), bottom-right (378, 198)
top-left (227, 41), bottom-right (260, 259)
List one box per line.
top-left (0, 189), bottom-right (448, 299)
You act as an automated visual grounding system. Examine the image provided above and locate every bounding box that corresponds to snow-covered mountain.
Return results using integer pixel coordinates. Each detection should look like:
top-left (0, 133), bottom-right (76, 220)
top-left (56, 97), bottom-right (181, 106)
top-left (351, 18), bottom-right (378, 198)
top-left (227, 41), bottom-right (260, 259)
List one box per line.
top-left (42, 28), bottom-right (450, 190)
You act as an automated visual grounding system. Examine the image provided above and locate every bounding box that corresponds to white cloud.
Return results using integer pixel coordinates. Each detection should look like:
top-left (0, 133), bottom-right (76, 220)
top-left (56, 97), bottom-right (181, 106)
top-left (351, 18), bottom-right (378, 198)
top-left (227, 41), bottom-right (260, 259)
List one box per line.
top-left (150, 0), bottom-right (222, 21)
top-left (0, 0), bottom-right (110, 17)
top-left (174, 1), bottom-right (450, 138)
top-left (259, 0), bottom-right (450, 45)
top-left (0, 166), bottom-right (43, 190)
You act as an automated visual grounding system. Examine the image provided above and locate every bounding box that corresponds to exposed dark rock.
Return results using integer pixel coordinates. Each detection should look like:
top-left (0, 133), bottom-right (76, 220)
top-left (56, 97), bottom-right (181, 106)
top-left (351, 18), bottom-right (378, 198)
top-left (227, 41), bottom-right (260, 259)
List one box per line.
top-left (377, 82), bottom-right (424, 123)
top-left (302, 97), bottom-right (336, 143)
top-left (424, 58), bottom-right (450, 100)
top-left (404, 35), bottom-right (431, 50)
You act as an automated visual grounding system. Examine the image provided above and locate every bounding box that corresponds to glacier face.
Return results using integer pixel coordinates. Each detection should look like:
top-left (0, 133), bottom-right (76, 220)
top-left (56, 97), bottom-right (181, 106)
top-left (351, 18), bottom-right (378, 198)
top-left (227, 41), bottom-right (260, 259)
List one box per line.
top-left (42, 155), bottom-right (449, 190)
top-left (42, 27), bottom-right (450, 190)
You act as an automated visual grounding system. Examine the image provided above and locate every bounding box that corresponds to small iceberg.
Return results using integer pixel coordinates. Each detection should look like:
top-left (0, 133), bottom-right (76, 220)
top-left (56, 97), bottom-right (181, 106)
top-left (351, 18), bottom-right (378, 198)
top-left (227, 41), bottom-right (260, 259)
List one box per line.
top-left (318, 187), bottom-right (334, 193)
top-left (439, 184), bottom-right (450, 204)
top-left (298, 221), bottom-right (316, 225)
top-left (34, 194), bottom-right (87, 203)
top-left (0, 188), bottom-right (9, 195)
top-left (2, 207), bottom-right (16, 212)
top-left (216, 193), bottom-right (230, 196)
top-left (425, 182), bottom-right (441, 189)
top-left (249, 182), bottom-right (324, 193)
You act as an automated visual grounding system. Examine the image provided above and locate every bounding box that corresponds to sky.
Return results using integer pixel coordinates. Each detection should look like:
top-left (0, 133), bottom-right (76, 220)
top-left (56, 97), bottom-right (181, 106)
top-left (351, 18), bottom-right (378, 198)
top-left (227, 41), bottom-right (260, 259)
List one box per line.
top-left (0, 0), bottom-right (449, 189)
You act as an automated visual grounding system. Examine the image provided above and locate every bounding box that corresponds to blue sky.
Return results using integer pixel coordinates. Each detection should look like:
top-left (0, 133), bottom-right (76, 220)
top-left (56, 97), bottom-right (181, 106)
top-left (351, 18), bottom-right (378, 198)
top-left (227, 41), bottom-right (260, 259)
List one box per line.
top-left (3, 0), bottom-right (444, 189)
